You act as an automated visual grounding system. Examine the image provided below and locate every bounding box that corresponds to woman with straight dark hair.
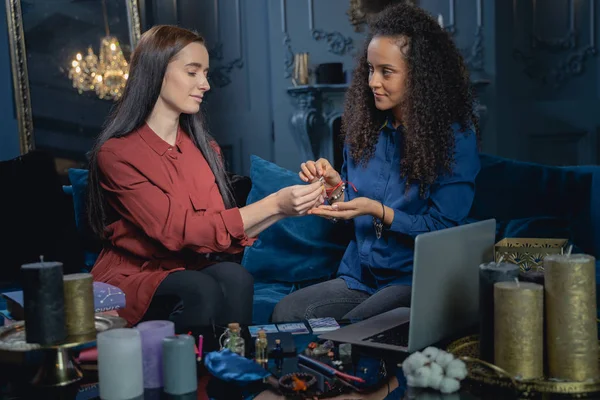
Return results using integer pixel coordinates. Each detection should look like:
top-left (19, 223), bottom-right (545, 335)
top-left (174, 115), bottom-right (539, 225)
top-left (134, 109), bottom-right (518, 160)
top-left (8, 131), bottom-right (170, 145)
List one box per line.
top-left (87, 25), bottom-right (325, 333)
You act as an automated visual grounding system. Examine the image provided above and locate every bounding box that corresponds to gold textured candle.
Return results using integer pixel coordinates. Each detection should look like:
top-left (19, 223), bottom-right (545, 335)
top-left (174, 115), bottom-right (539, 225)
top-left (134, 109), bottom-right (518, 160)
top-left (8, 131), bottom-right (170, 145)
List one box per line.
top-left (63, 273), bottom-right (95, 337)
top-left (544, 254), bottom-right (598, 381)
top-left (494, 281), bottom-right (544, 379)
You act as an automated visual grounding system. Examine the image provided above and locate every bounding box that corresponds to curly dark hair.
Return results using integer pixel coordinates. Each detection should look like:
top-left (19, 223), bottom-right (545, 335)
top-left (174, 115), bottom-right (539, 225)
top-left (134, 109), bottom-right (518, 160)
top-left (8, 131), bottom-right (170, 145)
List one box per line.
top-left (342, 3), bottom-right (480, 196)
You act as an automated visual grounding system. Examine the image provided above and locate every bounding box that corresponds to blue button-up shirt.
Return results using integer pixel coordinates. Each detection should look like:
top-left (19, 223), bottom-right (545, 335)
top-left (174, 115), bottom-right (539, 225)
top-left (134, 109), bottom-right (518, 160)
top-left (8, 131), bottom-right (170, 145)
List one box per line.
top-left (337, 120), bottom-right (480, 293)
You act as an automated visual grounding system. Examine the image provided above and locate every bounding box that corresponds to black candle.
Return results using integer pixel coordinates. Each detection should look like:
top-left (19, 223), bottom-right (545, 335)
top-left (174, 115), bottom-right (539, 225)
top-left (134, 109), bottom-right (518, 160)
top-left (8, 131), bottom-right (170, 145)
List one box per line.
top-left (479, 262), bottom-right (520, 363)
top-left (519, 269), bottom-right (545, 286)
top-left (21, 260), bottom-right (67, 345)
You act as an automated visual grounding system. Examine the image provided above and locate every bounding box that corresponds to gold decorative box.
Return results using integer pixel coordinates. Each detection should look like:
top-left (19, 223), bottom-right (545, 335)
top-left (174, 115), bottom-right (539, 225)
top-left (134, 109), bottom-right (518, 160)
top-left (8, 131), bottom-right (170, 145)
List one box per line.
top-left (494, 238), bottom-right (569, 272)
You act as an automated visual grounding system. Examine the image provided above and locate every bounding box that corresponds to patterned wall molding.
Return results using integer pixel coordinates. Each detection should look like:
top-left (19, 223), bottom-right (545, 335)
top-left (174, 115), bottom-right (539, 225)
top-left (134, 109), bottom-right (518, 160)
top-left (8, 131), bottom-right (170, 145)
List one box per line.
top-left (439, 0), bottom-right (484, 71)
top-left (280, 0), bottom-right (354, 76)
top-left (443, 0), bottom-right (457, 34)
top-left (532, 0), bottom-right (576, 50)
top-left (281, 0), bottom-right (295, 78)
top-left (308, 0), bottom-right (354, 56)
top-left (513, 0), bottom-right (597, 87)
top-left (311, 30), bottom-right (354, 56)
top-left (207, 0), bottom-right (244, 88)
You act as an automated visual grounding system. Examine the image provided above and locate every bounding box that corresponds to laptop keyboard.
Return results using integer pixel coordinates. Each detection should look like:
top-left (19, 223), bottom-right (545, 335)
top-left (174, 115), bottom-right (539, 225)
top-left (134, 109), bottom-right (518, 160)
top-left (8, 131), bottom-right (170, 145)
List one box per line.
top-left (363, 323), bottom-right (409, 347)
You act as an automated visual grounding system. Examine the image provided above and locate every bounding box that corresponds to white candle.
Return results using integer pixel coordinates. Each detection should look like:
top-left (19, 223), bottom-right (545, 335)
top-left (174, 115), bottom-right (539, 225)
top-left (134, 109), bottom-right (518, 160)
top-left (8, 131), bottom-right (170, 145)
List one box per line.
top-left (98, 328), bottom-right (144, 400)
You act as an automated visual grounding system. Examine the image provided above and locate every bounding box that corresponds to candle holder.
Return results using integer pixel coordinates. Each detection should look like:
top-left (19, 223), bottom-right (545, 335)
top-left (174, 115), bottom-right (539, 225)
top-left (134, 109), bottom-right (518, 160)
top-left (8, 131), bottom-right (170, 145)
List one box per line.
top-left (447, 335), bottom-right (600, 397)
top-left (0, 314), bottom-right (126, 386)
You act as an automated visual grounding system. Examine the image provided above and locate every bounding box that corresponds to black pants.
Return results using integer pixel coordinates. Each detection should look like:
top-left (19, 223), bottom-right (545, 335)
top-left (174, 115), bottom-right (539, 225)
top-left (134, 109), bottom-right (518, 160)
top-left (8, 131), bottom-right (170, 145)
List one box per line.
top-left (141, 262), bottom-right (254, 334)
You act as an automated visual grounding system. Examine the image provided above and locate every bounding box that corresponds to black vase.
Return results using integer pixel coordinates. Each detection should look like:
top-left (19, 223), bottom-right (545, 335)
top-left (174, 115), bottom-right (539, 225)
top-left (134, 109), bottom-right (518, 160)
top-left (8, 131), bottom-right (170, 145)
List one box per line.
top-left (315, 63), bottom-right (345, 84)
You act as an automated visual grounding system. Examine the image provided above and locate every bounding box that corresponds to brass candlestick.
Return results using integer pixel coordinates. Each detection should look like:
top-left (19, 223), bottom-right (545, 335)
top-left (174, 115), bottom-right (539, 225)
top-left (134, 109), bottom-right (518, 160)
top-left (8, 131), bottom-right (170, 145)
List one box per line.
top-left (544, 254), bottom-right (598, 381)
top-left (293, 52), bottom-right (309, 85)
top-left (494, 281), bottom-right (544, 379)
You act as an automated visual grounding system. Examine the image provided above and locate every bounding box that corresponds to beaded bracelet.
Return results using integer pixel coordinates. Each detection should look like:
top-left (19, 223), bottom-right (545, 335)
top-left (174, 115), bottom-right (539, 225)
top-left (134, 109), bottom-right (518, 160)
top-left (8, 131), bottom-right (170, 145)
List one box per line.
top-left (325, 181), bottom-right (345, 198)
top-left (373, 202), bottom-right (385, 239)
top-left (328, 185), bottom-right (345, 203)
top-left (325, 180), bottom-right (357, 203)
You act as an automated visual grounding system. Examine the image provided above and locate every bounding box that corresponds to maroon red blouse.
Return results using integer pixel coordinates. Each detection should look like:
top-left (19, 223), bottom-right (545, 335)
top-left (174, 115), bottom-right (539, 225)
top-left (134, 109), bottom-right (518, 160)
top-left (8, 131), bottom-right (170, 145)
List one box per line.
top-left (91, 123), bottom-right (255, 326)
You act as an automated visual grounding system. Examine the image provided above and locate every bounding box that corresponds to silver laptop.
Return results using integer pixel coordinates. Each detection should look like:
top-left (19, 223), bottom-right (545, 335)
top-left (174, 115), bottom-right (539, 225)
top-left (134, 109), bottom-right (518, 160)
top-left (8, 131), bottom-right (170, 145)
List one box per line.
top-left (318, 218), bottom-right (496, 353)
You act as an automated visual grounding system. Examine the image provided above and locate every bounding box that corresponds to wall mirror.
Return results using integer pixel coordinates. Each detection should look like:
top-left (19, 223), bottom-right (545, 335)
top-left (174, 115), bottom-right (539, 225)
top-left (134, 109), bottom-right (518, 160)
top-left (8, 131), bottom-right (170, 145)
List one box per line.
top-left (5, 0), bottom-right (140, 171)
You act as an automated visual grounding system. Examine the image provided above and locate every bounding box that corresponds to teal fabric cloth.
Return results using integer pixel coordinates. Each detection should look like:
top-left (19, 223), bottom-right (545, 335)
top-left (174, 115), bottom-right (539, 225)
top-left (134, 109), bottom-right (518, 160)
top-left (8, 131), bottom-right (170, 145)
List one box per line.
top-left (204, 350), bottom-right (270, 384)
top-left (64, 168), bottom-right (98, 269)
top-left (67, 168), bottom-right (90, 236)
top-left (251, 282), bottom-right (293, 324)
top-left (241, 155), bottom-right (351, 284)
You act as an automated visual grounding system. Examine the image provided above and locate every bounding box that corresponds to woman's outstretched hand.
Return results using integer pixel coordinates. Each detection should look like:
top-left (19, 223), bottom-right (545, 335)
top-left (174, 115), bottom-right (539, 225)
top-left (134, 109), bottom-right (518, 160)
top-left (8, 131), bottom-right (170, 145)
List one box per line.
top-left (308, 197), bottom-right (378, 220)
top-left (299, 158), bottom-right (341, 189)
top-left (276, 181), bottom-right (325, 216)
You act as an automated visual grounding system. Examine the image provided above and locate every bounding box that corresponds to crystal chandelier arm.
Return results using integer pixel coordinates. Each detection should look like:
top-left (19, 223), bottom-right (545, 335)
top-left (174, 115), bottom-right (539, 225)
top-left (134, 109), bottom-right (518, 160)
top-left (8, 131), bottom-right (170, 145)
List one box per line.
top-left (102, 0), bottom-right (110, 36)
top-left (68, 0), bottom-right (130, 101)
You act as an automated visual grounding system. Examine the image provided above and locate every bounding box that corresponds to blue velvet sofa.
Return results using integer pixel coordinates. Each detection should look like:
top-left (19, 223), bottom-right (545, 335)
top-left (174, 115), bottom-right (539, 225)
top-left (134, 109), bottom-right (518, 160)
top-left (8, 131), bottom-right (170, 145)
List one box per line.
top-left (64, 153), bottom-right (600, 325)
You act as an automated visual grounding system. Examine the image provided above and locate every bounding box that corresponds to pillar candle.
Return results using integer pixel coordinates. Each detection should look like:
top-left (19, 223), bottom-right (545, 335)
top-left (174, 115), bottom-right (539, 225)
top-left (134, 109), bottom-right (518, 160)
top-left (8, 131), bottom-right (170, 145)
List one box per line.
top-left (518, 270), bottom-right (545, 286)
top-left (544, 254), bottom-right (599, 381)
top-left (163, 335), bottom-right (197, 395)
top-left (478, 262), bottom-right (520, 362)
top-left (136, 320), bottom-right (175, 388)
top-left (97, 328), bottom-right (144, 400)
top-left (63, 273), bottom-right (95, 337)
top-left (21, 260), bottom-right (67, 345)
top-left (164, 393), bottom-right (197, 400)
top-left (494, 281), bottom-right (544, 379)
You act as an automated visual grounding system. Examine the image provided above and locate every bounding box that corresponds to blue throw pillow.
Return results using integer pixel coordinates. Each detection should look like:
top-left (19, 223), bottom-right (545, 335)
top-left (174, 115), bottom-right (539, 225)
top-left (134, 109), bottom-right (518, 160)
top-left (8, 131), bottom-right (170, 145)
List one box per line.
top-left (241, 155), bottom-right (350, 283)
top-left (68, 168), bottom-right (90, 234)
top-left (67, 168), bottom-right (100, 268)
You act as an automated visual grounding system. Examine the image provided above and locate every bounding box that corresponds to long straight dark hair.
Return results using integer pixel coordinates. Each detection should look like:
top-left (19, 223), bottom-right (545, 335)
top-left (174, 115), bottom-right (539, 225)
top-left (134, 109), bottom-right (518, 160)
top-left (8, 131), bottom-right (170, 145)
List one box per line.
top-left (87, 25), bottom-right (235, 238)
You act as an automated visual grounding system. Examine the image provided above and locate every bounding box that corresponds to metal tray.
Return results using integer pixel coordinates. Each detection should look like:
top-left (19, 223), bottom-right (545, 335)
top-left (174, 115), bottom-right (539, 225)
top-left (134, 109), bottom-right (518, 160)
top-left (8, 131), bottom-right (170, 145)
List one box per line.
top-left (447, 335), bottom-right (600, 397)
top-left (0, 314), bottom-right (127, 352)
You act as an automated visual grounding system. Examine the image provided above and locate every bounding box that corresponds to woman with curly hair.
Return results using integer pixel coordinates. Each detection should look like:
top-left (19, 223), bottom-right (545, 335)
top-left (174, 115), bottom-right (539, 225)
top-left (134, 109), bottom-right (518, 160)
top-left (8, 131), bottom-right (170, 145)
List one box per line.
top-left (272, 3), bottom-right (480, 322)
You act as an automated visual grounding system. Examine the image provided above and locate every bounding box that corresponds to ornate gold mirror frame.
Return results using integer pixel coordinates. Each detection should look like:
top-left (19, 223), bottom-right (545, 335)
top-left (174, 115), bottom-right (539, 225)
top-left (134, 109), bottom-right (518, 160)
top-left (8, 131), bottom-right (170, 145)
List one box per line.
top-left (4, 0), bottom-right (141, 154)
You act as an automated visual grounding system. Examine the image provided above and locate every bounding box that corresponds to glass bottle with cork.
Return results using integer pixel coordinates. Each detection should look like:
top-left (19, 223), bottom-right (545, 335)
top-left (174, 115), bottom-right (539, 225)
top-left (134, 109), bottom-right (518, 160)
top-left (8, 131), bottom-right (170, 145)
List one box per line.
top-left (273, 338), bottom-right (283, 370)
top-left (223, 322), bottom-right (245, 357)
top-left (255, 329), bottom-right (268, 365)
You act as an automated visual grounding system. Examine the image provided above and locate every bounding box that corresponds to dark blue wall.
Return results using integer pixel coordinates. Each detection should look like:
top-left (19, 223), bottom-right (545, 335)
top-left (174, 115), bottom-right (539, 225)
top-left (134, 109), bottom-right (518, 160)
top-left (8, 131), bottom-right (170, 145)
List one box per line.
top-left (1, 0), bottom-right (598, 168)
top-left (507, 0), bottom-right (600, 165)
top-left (148, 0), bottom-right (502, 173)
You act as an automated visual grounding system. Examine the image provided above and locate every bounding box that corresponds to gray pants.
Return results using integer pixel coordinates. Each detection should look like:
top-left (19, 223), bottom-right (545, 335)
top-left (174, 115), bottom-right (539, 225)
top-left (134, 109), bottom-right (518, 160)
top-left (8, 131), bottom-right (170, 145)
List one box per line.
top-left (271, 278), bottom-right (411, 322)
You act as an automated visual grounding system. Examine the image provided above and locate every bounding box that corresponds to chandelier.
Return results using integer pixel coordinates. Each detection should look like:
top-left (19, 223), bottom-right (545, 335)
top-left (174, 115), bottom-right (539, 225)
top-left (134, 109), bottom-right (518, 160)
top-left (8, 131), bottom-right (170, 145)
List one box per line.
top-left (68, 1), bottom-right (129, 101)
